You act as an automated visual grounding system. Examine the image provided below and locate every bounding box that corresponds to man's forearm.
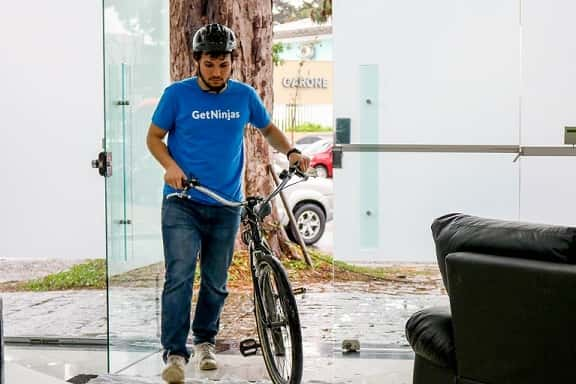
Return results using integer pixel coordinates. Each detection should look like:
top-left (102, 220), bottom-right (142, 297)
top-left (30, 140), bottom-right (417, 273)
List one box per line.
top-left (147, 136), bottom-right (178, 171)
top-left (262, 123), bottom-right (293, 154)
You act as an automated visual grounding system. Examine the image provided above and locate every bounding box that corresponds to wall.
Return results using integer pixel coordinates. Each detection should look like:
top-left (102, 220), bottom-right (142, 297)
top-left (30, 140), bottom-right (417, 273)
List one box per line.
top-left (0, 1), bottom-right (105, 260)
top-left (332, 0), bottom-right (576, 262)
top-left (273, 60), bottom-right (332, 105)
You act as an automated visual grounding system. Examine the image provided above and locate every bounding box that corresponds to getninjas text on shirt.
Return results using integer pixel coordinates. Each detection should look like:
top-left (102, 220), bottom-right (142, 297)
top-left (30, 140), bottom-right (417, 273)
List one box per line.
top-left (191, 109), bottom-right (241, 120)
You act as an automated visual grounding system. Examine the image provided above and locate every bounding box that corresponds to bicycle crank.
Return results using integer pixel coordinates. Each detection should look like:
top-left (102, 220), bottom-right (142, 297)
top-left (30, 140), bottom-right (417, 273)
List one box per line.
top-left (239, 338), bottom-right (261, 356)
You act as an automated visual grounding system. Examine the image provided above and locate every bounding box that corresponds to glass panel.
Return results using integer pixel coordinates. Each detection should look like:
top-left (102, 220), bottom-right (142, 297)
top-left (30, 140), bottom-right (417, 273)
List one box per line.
top-left (334, 152), bottom-right (520, 263)
top-left (333, 0), bottom-right (520, 145)
top-left (519, 1), bottom-right (576, 225)
top-left (519, 157), bottom-right (576, 225)
top-left (521, 1), bottom-right (576, 145)
top-left (332, 0), bottom-right (522, 380)
top-left (1, 1), bottom-right (107, 358)
top-left (331, 0), bottom-right (576, 382)
top-left (359, 65), bottom-right (380, 248)
top-left (331, 152), bottom-right (519, 380)
top-left (103, 0), bottom-right (169, 373)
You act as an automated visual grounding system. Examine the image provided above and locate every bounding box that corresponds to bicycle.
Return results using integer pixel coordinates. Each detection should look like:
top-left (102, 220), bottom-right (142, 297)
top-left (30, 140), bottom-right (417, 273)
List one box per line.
top-left (166, 165), bottom-right (308, 384)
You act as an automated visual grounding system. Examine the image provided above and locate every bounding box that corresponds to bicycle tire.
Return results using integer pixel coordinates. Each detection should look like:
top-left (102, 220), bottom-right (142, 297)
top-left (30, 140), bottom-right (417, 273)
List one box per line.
top-left (254, 254), bottom-right (303, 384)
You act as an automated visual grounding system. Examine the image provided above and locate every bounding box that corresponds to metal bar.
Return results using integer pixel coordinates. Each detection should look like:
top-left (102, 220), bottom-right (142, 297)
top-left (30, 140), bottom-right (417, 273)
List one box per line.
top-left (335, 144), bottom-right (576, 156)
top-left (520, 146), bottom-right (576, 156)
top-left (4, 336), bottom-right (107, 346)
top-left (337, 144), bottom-right (519, 153)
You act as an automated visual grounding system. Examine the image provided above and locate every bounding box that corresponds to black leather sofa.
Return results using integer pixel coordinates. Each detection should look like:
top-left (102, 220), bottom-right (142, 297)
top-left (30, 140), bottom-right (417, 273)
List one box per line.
top-left (405, 213), bottom-right (576, 384)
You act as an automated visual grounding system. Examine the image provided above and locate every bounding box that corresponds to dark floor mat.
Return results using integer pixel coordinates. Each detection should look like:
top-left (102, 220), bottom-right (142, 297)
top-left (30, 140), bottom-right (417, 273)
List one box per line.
top-left (67, 374), bottom-right (99, 384)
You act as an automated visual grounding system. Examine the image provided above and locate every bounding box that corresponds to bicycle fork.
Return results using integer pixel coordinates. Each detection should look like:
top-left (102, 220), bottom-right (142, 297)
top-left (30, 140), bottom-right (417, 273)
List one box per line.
top-left (240, 249), bottom-right (265, 357)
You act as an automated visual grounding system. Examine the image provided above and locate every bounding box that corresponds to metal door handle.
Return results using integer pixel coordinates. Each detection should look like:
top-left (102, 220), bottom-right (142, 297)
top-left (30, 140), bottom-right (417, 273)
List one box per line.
top-left (91, 152), bottom-right (112, 177)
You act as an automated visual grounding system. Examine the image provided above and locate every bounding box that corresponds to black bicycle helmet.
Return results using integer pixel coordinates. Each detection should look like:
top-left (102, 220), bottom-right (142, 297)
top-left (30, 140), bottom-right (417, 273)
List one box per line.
top-left (192, 23), bottom-right (237, 53)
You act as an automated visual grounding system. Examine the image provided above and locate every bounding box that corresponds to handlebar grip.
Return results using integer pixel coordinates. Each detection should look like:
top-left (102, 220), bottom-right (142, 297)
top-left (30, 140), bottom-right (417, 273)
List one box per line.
top-left (183, 177), bottom-right (200, 189)
top-left (289, 163), bottom-right (308, 179)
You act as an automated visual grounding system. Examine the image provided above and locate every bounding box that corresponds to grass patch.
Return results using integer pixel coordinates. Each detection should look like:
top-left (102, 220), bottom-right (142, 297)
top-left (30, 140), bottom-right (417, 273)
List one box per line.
top-left (23, 259), bottom-right (106, 291)
top-left (303, 249), bottom-right (429, 281)
top-left (2, 246), bottom-right (436, 292)
top-left (287, 122), bottom-right (332, 133)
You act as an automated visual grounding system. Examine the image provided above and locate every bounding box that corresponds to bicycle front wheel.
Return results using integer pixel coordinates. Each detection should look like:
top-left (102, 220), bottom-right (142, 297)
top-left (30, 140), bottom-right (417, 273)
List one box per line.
top-left (254, 254), bottom-right (303, 384)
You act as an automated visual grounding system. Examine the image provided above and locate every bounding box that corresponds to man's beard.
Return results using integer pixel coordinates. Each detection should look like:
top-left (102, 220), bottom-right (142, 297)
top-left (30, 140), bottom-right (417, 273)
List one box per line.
top-left (198, 69), bottom-right (229, 93)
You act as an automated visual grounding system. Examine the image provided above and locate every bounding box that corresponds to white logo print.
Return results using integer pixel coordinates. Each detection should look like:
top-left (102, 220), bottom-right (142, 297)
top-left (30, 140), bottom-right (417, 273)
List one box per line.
top-left (191, 109), bottom-right (241, 120)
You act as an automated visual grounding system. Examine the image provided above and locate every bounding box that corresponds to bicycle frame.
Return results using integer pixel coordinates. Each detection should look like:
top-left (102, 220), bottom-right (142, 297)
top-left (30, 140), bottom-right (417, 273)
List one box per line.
top-left (240, 191), bottom-right (288, 324)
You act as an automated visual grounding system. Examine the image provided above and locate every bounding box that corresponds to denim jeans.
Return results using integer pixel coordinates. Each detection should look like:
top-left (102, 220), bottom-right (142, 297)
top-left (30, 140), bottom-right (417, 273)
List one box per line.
top-left (160, 197), bottom-right (240, 362)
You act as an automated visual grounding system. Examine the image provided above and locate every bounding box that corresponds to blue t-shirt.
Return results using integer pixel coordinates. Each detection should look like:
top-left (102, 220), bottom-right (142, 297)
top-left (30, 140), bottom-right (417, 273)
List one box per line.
top-left (151, 77), bottom-right (271, 205)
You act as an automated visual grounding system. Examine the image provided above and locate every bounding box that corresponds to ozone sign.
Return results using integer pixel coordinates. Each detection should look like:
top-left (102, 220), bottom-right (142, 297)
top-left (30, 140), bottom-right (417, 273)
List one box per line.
top-left (281, 77), bottom-right (328, 89)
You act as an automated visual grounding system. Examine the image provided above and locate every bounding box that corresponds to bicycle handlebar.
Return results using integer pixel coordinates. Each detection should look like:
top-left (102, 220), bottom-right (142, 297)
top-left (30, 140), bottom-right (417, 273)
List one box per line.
top-left (166, 163), bottom-right (310, 210)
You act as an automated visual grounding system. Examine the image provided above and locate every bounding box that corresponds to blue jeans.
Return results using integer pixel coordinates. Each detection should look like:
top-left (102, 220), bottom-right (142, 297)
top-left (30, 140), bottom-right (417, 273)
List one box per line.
top-left (160, 197), bottom-right (240, 362)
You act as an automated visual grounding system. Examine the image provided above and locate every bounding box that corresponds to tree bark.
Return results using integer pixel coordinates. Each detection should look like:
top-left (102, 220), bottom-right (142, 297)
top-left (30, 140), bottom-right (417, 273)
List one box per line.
top-left (169, 0), bottom-right (297, 259)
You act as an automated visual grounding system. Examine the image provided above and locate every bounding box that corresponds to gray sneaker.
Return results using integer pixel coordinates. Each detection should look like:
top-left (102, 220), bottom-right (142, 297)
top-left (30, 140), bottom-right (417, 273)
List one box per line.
top-left (195, 342), bottom-right (218, 370)
top-left (161, 354), bottom-right (186, 383)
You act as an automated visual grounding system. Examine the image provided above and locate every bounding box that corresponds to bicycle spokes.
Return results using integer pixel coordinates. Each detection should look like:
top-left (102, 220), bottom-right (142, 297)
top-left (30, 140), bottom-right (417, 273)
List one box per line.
top-left (254, 256), bottom-right (302, 384)
top-left (261, 268), bottom-right (292, 377)
top-left (263, 278), bottom-right (287, 357)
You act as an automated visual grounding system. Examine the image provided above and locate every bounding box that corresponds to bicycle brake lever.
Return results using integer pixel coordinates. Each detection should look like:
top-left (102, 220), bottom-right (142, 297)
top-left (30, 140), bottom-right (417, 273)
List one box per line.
top-left (292, 166), bottom-right (309, 180)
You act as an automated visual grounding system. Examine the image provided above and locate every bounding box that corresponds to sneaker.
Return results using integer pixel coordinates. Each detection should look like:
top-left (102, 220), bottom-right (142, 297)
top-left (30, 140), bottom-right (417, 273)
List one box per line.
top-left (195, 342), bottom-right (218, 370)
top-left (161, 354), bottom-right (186, 383)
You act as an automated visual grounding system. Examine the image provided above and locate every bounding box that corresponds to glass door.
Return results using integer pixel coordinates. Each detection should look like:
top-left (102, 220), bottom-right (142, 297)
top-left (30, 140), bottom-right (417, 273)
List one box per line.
top-left (102, 0), bottom-right (169, 373)
top-left (331, 0), bottom-right (576, 381)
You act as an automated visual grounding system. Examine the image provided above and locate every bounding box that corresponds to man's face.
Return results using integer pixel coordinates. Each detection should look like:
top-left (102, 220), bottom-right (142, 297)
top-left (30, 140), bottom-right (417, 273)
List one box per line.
top-left (197, 53), bottom-right (232, 88)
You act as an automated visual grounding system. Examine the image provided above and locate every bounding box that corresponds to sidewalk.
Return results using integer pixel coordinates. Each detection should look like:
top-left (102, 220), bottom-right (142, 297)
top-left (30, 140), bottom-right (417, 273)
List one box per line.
top-left (1, 259), bottom-right (447, 382)
top-left (2, 284), bottom-right (448, 346)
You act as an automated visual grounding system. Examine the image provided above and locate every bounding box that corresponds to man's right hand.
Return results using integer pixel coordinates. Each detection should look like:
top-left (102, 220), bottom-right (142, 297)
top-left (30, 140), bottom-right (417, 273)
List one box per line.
top-left (164, 164), bottom-right (187, 190)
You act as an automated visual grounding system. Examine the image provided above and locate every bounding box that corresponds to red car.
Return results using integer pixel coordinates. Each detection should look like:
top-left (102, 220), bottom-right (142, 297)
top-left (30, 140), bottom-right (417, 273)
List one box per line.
top-left (305, 139), bottom-right (333, 178)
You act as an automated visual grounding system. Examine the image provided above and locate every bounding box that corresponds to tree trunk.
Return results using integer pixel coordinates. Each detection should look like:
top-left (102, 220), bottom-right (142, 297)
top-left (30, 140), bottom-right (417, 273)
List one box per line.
top-left (169, 0), bottom-right (297, 259)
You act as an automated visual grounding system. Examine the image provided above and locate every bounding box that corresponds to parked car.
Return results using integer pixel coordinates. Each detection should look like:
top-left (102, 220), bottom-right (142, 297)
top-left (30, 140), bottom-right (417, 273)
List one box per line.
top-left (295, 134), bottom-right (327, 151)
top-left (305, 139), bottom-right (333, 178)
top-left (273, 164), bottom-right (333, 245)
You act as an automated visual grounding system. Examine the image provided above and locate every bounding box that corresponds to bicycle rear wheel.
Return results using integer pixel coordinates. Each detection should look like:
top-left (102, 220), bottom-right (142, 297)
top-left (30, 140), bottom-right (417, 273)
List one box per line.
top-left (254, 254), bottom-right (303, 384)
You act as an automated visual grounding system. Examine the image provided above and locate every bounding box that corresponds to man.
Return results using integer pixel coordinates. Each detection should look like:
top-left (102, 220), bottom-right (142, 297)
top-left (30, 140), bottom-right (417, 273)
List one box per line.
top-left (146, 23), bottom-right (310, 383)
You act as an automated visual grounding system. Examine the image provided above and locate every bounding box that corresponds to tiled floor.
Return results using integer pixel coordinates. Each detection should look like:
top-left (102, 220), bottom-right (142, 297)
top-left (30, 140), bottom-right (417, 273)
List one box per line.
top-left (5, 344), bottom-right (413, 383)
top-left (5, 362), bottom-right (70, 383)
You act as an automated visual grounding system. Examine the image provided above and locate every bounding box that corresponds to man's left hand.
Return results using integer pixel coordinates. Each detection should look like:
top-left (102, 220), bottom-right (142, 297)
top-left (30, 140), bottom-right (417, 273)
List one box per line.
top-left (288, 152), bottom-right (311, 172)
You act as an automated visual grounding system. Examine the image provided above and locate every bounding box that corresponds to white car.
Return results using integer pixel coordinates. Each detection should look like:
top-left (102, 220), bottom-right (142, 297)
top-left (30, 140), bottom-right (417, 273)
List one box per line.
top-left (273, 165), bottom-right (333, 245)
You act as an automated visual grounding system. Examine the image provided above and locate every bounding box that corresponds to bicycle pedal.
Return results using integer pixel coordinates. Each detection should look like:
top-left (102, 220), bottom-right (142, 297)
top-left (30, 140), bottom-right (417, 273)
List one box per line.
top-left (239, 338), bottom-right (260, 356)
top-left (292, 287), bottom-right (306, 295)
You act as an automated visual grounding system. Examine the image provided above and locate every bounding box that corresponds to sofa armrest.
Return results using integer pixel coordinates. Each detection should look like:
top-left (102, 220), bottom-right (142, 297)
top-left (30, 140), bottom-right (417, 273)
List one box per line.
top-left (405, 306), bottom-right (456, 369)
top-left (447, 252), bottom-right (576, 384)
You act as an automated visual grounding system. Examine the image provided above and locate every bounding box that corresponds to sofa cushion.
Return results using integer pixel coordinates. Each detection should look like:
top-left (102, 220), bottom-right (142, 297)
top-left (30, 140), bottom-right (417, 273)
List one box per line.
top-left (432, 213), bottom-right (576, 289)
top-left (405, 306), bottom-right (455, 369)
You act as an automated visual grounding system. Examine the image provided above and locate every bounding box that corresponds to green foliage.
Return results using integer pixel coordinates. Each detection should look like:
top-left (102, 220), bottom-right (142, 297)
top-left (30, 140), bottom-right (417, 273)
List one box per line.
top-left (272, 43), bottom-right (285, 66)
top-left (273, 0), bottom-right (332, 24)
top-left (274, 0), bottom-right (314, 23)
top-left (287, 122), bottom-right (332, 132)
top-left (307, 0), bottom-right (333, 23)
top-left (24, 259), bottom-right (106, 291)
top-left (308, 250), bottom-right (396, 280)
top-left (283, 257), bottom-right (311, 271)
